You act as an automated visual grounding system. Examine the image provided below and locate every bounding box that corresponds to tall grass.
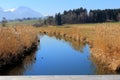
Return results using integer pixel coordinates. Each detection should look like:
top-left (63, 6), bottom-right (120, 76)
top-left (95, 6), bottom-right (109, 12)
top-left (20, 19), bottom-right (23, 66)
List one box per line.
top-left (0, 26), bottom-right (38, 66)
top-left (39, 23), bottom-right (120, 53)
top-left (94, 23), bottom-right (120, 54)
top-left (90, 23), bottom-right (120, 71)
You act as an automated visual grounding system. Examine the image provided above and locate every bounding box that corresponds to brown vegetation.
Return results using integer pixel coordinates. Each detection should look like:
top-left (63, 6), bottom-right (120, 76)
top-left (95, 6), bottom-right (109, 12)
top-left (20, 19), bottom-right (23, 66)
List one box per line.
top-left (92, 23), bottom-right (120, 72)
top-left (0, 26), bottom-right (38, 67)
top-left (38, 23), bottom-right (120, 72)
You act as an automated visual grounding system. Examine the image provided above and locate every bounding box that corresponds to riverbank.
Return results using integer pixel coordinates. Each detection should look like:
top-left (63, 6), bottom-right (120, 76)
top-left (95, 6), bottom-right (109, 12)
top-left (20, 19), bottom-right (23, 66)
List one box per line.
top-left (38, 23), bottom-right (120, 73)
top-left (0, 26), bottom-right (39, 68)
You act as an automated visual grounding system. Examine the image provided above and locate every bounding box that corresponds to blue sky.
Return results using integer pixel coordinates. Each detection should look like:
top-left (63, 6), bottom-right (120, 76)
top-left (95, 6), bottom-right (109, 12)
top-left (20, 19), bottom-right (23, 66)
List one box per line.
top-left (0, 0), bottom-right (120, 16)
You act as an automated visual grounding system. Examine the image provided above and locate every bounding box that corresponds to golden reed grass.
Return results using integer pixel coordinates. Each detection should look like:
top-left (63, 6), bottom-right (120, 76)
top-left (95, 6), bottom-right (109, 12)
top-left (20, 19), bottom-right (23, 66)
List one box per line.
top-left (0, 26), bottom-right (38, 66)
top-left (90, 23), bottom-right (120, 72)
top-left (94, 23), bottom-right (120, 53)
top-left (39, 23), bottom-right (120, 54)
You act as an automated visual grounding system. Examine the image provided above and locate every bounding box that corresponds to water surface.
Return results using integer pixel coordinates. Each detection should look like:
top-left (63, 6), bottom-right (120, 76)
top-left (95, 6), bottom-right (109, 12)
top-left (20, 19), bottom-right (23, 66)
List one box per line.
top-left (0, 35), bottom-right (96, 75)
top-left (24, 35), bottom-right (96, 75)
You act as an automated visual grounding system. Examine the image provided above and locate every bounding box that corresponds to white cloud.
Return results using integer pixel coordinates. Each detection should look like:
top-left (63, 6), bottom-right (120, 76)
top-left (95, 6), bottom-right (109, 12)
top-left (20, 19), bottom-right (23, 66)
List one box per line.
top-left (4, 8), bottom-right (16, 12)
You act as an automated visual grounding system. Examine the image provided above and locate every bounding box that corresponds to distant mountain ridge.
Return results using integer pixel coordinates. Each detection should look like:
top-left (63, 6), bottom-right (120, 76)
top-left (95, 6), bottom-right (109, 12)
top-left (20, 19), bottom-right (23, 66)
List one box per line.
top-left (0, 7), bottom-right (43, 21)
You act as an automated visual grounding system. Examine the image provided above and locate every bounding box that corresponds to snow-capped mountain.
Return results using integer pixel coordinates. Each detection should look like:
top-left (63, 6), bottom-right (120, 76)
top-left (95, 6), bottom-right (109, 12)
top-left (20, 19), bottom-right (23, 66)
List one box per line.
top-left (0, 7), bottom-right (43, 21)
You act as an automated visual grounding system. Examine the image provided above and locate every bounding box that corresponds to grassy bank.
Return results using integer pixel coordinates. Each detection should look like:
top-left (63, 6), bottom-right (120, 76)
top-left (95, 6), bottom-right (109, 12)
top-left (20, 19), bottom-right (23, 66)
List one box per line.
top-left (38, 22), bottom-right (120, 73)
top-left (91, 23), bottom-right (120, 72)
top-left (0, 26), bottom-right (38, 68)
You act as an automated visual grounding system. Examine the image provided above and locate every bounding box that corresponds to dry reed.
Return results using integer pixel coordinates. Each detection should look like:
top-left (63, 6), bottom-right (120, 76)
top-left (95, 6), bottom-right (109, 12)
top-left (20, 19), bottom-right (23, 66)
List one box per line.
top-left (0, 26), bottom-right (38, 67)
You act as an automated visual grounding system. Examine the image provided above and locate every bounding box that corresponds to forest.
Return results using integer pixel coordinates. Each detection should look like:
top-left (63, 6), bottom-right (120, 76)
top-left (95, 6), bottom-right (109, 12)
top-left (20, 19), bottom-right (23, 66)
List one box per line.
top-left (43, 7), bottom-right (120, 25)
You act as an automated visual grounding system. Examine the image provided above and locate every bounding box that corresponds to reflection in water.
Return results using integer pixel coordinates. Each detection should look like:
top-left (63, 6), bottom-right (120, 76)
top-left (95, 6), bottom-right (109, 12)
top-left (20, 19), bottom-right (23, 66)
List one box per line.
top-left (42, 34), bottom-right (120, 74)
top-left (49, 34), bottom-right (86, 53)
top-left (0, 50), bottom-right (37, 75)
top-left (0, 34), bottom-right (96, 75)
top-left (27, 35), bottom-right (96, 75)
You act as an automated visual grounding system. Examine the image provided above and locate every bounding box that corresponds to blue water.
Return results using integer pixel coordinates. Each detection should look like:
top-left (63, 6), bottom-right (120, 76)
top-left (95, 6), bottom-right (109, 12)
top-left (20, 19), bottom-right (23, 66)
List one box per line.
top-left (23, 35), bottom-right (96, 75)
top-left (0, 35), bottom-right (96, 75)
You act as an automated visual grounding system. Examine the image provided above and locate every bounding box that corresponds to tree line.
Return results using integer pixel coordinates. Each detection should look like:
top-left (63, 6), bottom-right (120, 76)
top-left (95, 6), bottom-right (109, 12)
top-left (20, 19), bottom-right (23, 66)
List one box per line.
top-left (43, 7), bottom-right (120, 26)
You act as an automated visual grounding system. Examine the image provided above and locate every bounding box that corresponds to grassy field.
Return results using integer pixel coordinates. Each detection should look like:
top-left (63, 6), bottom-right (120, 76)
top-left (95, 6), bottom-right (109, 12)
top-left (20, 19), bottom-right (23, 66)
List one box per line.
top-left (0, 20), bottom-right (39, 27)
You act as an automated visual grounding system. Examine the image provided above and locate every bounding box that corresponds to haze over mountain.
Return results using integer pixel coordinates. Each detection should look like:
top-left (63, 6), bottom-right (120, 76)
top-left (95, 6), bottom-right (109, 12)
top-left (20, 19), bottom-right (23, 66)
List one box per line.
top-left (0, 7), bottom-right (43, 21)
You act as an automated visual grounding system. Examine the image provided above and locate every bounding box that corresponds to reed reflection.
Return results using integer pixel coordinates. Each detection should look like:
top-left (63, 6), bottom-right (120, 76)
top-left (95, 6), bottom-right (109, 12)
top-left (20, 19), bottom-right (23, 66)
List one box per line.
top-left (46, 33), bottom-right (86, 53)
top-left (0, 50), bottom-right (37, 75)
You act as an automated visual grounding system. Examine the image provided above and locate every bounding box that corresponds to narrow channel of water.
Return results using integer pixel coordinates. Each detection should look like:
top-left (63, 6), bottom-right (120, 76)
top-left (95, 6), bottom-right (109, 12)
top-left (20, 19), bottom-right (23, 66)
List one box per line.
top-left (0, 35), bottom-right (96, 75)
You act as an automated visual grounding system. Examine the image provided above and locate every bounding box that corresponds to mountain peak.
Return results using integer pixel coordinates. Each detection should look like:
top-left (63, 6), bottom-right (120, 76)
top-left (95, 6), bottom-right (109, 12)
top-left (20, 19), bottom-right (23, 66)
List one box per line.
top-left (4, 8), bottom-right (16, 12)
top-left (0, 7), bottom-right (43, 20)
